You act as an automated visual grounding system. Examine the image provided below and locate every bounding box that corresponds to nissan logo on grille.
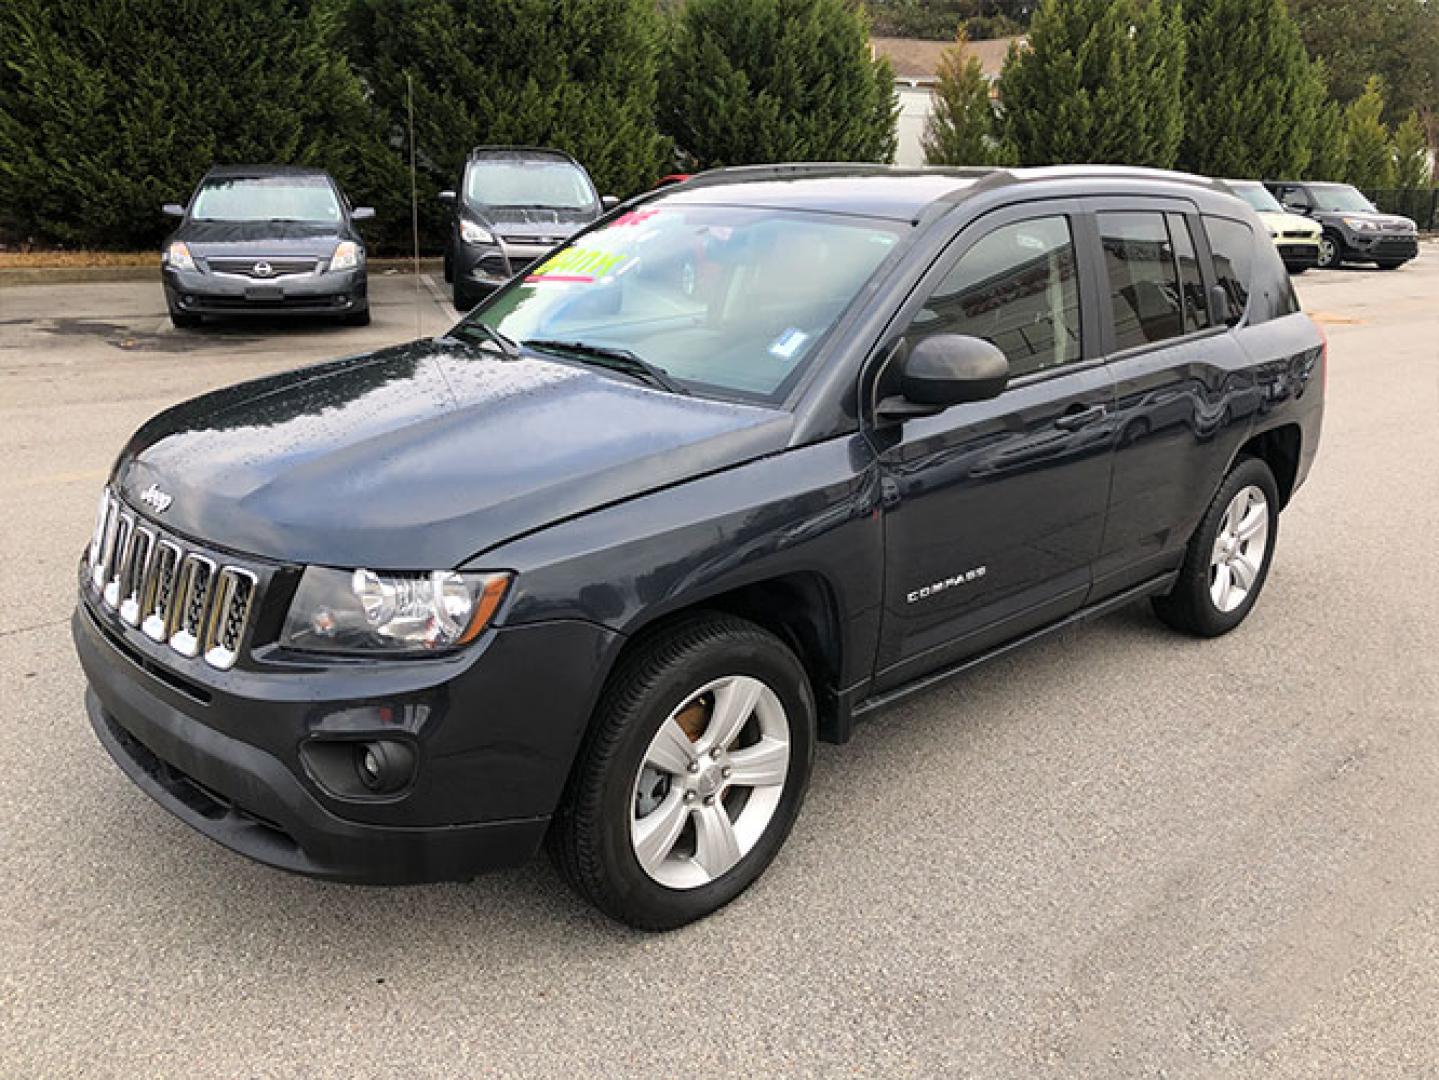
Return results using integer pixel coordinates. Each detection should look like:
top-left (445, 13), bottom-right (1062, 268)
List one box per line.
top-left (252, 261), bottom-right (274, 278)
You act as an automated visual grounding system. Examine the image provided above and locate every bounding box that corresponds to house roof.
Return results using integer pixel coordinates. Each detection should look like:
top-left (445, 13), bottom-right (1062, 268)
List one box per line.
top-left (871, 35), bottom-right (1024, 84)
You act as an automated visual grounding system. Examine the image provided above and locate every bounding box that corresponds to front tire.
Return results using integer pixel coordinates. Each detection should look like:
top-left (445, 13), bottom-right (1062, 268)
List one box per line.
top-left (550, 613), bottom-right (816, 930)
top-left (1152, 457), bottom-right (1279, 637)
top-left (1316, 232), bottom-right (1343, 269)
top-left (453, 280), bottom-right (479, 312)
top-left (169, 310), bottom-right (202, 329)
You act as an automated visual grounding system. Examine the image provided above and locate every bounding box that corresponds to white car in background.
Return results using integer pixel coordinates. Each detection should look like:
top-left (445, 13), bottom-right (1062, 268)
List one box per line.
top-left (1225, 179), bottom-right (1321, 273)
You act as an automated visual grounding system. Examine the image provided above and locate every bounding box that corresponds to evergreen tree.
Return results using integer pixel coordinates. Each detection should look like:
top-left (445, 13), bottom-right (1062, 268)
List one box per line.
top-left (1343, 76), bottom-right (1395, 190)
top-left (0, 0), bottom-right (398, 249)
top-left (345, 0), bottom-right (670, 249)
top-left (923, 33), bottom-right (1010, 165)
top-left (1304, 68), bottom-right (1349, 180)
top-left (658, 0), bottom-right (897, 168)
top-left (1179, 0), bottom-right (1322, 178)
top-left (1289, 0), bottom-right (1439, 124)
top-left (1392, 111), bottom-right (1433, 190)
top-left (998, 0), bottom-right (1186, 168)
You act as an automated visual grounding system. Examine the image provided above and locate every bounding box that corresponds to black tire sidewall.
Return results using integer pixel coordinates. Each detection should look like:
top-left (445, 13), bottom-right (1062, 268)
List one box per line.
top-left (1317, 232), bottom-right (1343, 269)
top-left (1167, 457), bottom-right (1280, 636)
top-left (572, 618), bottom-right (815, 929)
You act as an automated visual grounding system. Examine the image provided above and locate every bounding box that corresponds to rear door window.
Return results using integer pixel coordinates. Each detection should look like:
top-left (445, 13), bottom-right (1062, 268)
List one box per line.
top-left (1203, 216), bottom-right (1254, 325)
top-left (1167, 212), bottom-right (1210, 335)
top-left (1098, 211), bottom-right (1185, 350)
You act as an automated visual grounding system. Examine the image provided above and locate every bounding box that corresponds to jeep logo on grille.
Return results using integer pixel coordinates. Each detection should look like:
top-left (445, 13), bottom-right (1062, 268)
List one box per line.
top-left (139, 483), bottom-right (173, 513)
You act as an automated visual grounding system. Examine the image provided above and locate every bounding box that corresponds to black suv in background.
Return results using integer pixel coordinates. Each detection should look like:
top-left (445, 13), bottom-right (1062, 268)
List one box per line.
top-left (77, 165), bottom-right (1324, 929)
top-left (1264, 179), bottom-right (1419, 270)
top-left (441, 146), bottom-right (616, 310)
top-left (161, 165), bottom-right (373, 327)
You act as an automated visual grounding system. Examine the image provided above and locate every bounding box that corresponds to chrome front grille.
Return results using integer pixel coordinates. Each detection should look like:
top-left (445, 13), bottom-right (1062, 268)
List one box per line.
top-left (204, 256), bottom-right (320, 278)
top-left (85, 491), bottom-right (259, 671)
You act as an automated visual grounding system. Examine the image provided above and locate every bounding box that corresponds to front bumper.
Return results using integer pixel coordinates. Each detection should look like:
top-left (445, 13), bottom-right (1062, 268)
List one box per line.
top-left (163, 266), bottom-right (367, 317)
top-left (1276, 241), bottom-right (1319, 269)
top-left (454, 242), bottom-right (553, 293)
top-left (1340, 232), bottom-right (1419, 263)
top-left (74, 595), bottom-right (619, 884)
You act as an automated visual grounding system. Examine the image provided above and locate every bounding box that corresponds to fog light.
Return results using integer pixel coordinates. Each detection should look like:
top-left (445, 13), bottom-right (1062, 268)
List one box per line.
top-left (182, 295), bottom-right (195, 306)
top-left (354, 740), bottom-right (415, 794)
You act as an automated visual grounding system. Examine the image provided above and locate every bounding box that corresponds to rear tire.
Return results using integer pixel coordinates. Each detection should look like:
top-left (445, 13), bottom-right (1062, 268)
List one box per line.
top-left (549, 613), bottom-right (815, 930)
top-left (1152, 457), bottom-right (1279, 638)
top-left (1375, 261), bottom-right (1405, 271)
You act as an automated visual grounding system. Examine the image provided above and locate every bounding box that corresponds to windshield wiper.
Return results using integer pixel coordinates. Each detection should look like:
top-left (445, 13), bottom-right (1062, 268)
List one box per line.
top-left (448, 320), bottom-right (521, 359)
top-left (523, 339), bottom-right (687, 394)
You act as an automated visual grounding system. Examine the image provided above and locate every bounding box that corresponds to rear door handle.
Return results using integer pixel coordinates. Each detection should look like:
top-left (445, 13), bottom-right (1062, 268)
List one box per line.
top-left (1054, 404), bottom-right (1108, 431)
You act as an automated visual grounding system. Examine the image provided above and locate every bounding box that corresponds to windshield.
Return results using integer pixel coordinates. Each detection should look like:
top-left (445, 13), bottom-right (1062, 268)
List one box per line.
top-left (190, 176), bottom-right (342, 223)
top-left (1310, 184), bottom-right (1378, 213)
top-left (1230, 182), bottom-right (1284, 214)
top-left (455, 203), bottom-right (905, 402)
top-left (464, 159), bottom-right (597, 211)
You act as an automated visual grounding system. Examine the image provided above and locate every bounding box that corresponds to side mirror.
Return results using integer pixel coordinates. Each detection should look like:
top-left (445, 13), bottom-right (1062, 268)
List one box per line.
top-left (351, 206), bottom-right (375, 221)
top-left (1208, 284), bottom-right (1233, 325)
top-left (601, 195), bottom-right (620, 210)
top-left (438, 189), bottom-right (456, 204)
top-left (878, 334), bottom-right (1009, 422)
top-left (161, 203), bottom-right (185, 218)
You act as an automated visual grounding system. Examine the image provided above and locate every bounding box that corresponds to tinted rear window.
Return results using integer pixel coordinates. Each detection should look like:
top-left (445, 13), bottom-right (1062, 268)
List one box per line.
top-left (1099, 211), bottom-right (1185, 350)
top-left (1202, 216), bottom-right (1253, 325)
top-left (1204, 214), bottom-right (1299, 325)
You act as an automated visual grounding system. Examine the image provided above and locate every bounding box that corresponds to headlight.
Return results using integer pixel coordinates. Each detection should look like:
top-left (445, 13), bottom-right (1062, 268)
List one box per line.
top-left (460, 219), bottom-right (494, 245)
top-left (164, 241), bottom-right (196, 271)
top-left (1343, 217), bottom-right (1378, 232)
top-left (330, 240), bottom-right (362, 271)
top-left (280, 567), bottom-right (511, 655)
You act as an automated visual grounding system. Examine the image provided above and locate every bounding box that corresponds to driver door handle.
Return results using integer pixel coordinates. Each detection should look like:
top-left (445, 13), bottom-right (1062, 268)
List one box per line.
top-left (1054, 404), bottom-right (1108, 431)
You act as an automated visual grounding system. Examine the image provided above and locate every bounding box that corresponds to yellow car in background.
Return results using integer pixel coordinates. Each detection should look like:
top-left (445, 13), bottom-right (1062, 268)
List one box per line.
top-left (1225, 179), bottom-right (1322, 273)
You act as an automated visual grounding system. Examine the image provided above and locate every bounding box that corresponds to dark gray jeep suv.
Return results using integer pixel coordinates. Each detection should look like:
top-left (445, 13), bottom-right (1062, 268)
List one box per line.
top-left (76, 165), bottom-right (1324, 928)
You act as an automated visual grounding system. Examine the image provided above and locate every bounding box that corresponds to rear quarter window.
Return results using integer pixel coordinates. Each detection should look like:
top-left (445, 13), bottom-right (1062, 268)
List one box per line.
top-left (1203, 214), bottom-right (1299, 326)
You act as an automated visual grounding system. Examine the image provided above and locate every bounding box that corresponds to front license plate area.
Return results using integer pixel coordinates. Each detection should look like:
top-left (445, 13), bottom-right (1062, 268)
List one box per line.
top-left (244, 285), bottom-right (283, 302)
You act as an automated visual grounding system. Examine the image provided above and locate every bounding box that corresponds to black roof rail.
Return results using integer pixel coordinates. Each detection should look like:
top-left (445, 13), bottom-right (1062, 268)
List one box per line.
top-left (1006, 163), bottom-right (1225, 191)
top-left (677, 162), bottom-right (1001, 191)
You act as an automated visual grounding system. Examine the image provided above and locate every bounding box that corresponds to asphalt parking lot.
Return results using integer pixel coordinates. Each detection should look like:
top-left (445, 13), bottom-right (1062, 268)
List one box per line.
top-left (2, 251), bottom-right (1438, 1078)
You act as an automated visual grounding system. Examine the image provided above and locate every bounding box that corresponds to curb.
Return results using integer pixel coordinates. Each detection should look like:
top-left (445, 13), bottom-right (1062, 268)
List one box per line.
top-left (0, 257), bottom-right (444, 287)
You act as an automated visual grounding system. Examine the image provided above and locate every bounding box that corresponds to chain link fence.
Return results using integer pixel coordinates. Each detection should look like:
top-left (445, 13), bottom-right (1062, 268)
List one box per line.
top-left (1367, 188), bottom-right (1439, 231)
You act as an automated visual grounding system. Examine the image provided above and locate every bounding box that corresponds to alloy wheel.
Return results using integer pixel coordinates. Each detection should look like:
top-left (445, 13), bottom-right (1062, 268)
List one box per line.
top-left (1209, 485), bottom-right (1269, 613)
top-left (630, 675), bottom-right (791, 890)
